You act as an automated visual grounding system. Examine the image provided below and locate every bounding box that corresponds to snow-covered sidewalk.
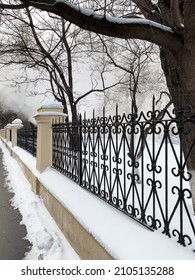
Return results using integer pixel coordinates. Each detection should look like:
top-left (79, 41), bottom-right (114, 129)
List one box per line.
top-left (0, 141), bottom-right (79, 260)
top-left (1, 140), bottom-right (195, 260)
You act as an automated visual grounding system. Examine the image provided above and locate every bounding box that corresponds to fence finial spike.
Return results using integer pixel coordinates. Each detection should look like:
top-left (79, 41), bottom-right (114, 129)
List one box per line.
top-left (153, 95), bottom-right (155, 110)
top-left (103, 106), bottom-right (105, 118)
top-left (116, 104), bottom-right (118, 116)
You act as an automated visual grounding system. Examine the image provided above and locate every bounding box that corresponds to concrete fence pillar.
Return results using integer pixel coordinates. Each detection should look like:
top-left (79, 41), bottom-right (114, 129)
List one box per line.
top-left (0, 129), bottom-right (5, 138)
top-left (34, 103), bottom-right (67, 173)
top-left (5, 124), bottom-right (11, 142)
top-left (10, 119), bottom-right (23, 147)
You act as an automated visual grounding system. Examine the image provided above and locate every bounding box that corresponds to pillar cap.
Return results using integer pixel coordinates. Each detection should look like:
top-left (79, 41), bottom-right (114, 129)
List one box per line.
top-left (10, 119), bottom-right (23, 129)
top-left (34, 111), bottom-right (67, 118)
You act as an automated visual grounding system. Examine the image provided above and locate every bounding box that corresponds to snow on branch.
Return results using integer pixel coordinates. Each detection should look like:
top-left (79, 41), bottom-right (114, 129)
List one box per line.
top-left (48, 0), bottom-right (183, 52)
top-left (56, 0), bottom-right (172, 32)
top-left (0, 0), bottom-right (183, 52)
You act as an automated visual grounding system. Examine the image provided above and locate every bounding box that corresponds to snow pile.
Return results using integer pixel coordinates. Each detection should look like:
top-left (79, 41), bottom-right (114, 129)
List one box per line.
top-left (0, 141), bottom-right (79, 260)
top-left (39, 99), bottom-right (64, 109)
top-left (11, 119), bottom-right (23, 125)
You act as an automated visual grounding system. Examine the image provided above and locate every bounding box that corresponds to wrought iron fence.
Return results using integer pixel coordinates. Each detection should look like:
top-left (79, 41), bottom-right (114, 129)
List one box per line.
top-left (52, 99), bottom-right (195, 251)
top-left (52, 120), bottom-right (81, 183)
top-left (17, 127), bottom-right (37, 157)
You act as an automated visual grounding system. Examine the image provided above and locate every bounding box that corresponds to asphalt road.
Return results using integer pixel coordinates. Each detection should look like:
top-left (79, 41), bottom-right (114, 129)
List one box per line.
top-left (0, 150), bottom-right (31, 260)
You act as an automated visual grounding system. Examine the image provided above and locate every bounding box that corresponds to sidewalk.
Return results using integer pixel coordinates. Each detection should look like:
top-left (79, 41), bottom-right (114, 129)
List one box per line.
top-left (0, 149), bottom-right (31, 260)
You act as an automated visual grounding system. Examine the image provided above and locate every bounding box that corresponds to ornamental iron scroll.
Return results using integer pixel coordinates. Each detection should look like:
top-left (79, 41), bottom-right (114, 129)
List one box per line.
top-left (52, 99), bottom-right (195, 252)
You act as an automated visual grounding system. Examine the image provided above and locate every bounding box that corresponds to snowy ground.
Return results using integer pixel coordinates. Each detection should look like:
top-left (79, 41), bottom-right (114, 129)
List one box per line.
top-left (0, 139), bottom-right (195, 260)
top-left (0, 141), bottom-right (80, 260)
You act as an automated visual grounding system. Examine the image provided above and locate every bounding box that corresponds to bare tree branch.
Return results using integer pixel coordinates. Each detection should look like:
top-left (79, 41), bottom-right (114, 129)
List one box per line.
top-left (0, 0), bottom-right (183, 52)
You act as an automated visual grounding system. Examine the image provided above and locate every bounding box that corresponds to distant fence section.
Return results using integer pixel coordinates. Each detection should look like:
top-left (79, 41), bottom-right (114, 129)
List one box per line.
top-left (17, 126), bottom-right (37, 157)
top-left (52, 99), bottom-right (195, 251)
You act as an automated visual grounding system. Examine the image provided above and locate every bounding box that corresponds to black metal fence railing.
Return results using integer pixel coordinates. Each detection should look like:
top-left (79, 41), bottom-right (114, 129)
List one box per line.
top-left (52, 120), bottom-right (81, 183)
top-left (52, 100), bottom-right (195, 251)
top-left (17, 127), bottom-right (37, 157)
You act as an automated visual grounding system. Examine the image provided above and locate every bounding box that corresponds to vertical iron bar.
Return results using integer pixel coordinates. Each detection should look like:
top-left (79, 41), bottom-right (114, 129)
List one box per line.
top-left (141, 122), bottom-right (145, 222)
top-left (97, 118), bottom-right (100, 195)
top-left (179, 110), bottom-right (184, 244)
top-left (123, 120), bottom-right (126, 211)
top-left (103, 107), bottom-right (106, 198)
top-left (116, 106), bottom-right (119, 206)
top-left (131, 101), bottom-right (135, 216)
top-left (109, 116), bottom-right (112, 202)
top-left (79, 114), bottom-right (83, 186)
top-left (164, 120), bottom-right (169, 235)
top-left (88, 117), bottom-right (91, 189)
top-left (84, 111), bottom-right (87, 188)
top-left (92, 109), bottom-right (95, 190)
top-left (152, 96), bottom-right (157, 229)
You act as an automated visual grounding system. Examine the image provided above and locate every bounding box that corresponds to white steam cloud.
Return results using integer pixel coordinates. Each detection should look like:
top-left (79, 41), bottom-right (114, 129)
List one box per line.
top-left (0, 66), bottom-right (47, 122)
top-left (0, 86), bottom-right (42, 121)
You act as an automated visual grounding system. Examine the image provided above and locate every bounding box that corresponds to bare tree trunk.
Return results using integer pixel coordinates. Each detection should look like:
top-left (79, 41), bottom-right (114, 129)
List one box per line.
top-left (160, 45), bottom-right (195, 212)
top-left (70, 103), bottom-right (78, 123)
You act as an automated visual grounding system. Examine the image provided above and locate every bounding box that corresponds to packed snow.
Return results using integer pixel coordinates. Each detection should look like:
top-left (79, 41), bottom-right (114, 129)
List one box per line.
top-left (0, 139), bottom-right (195, 260)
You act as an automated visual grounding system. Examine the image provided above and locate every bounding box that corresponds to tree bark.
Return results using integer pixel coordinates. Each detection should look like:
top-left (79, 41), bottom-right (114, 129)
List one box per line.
top-left (160, 44), bottom-right (195, 212)
top-left (70, 103), bottom-right (78, 122)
